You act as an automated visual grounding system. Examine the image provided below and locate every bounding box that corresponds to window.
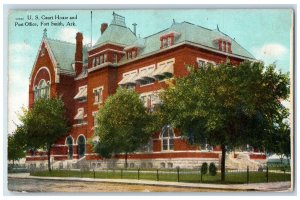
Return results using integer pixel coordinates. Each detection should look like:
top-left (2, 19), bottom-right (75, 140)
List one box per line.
top-left (140, 92), bottom-right (161, 111)
top-left (167, 37), bottom-right (172, 47)
top-left (77, 135), bottom-right (86, 158)
top-left (217, 39), bottom-right (232, 53)
top-left (113, 53), bottom-right (117, 64)
top-left (74, 108), bottom-right (85, 124)
top-left (128, 51), bottom-right (132, 59)
top-left (93, 86), bottom-right (104, 104)
top-left (119, 70), bottom-right (138, 87)
top-left (104, 54), bottom-right (107, 62)
top-left (92, 58), bottom-right (96, 67)
top-left (163, 38), bottom-right (168, 48)
top-left (154, 58), bottom-right (175, 81)
top-left (137, 65), bottom-right (156, 86)
top-left (160, 34), bottom-right (174, 49)
top-left (66, 136), bottom-right (73, 159)
top-left (132, 50), bottom-right (136, 58)
top-left (74, 85), bottom-right (87, 102)
top-left (99, 55), bottom-right (103, 64)
top-left (197, 60), bottom-right (205, 68)
top-left (92, 111), bottom-right (98, 127)
top-left (196, 58), bottom-right (216, 68)
top-left (161, 125), bottom-right (174, 151)
top-left (34, 79), bottom-right (50, 101)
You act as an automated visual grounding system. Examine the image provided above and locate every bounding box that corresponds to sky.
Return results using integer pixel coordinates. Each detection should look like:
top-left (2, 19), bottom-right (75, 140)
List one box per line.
top-left (7, 9), bottom-right (293, 134)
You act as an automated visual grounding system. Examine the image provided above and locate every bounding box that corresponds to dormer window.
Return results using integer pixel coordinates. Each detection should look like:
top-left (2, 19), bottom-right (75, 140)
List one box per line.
top-left (92, 54), bottom-right (108, 67)
top-left (126, 48), bottom-right (137, 60)
top-left (216, 39), bottom-right (232, 53)
top-left (113, 53), bottom-right (118, 64)
top-left (161, 35), bottom-right (173, 49)
top-left (160, 31), bottom-right (180, 49)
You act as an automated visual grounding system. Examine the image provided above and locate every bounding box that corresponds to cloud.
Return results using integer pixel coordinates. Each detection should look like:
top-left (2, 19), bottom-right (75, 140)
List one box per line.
top-left (8, 43), bottom-right (34, 134)
top-left (8, 89), bottom-right (28, 134)
top-left (9, 43), bottom-right (33, 53)
top-left (56, 27), bottom-right (92, 45)
top-left (252, 43), bottom-right (288, 64)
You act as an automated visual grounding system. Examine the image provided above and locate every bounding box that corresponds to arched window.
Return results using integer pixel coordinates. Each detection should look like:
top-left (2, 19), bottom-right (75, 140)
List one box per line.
top-left (161, 125), bottom-right (174, 151)
top-left (66, 136), bottom-right (73, 159)
top-left (77, 135), bottom-right (86, 158)
top-left (34, 79), bottom-right (50, 101)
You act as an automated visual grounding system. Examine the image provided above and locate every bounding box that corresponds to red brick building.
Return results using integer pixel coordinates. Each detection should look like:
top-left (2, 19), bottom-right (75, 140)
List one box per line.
top-left (26, 12), bottom-right (266, 170)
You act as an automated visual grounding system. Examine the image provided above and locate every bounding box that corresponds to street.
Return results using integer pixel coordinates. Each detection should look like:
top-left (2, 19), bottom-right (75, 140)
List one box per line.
top-left (7, 178), bottom-right (230, 193)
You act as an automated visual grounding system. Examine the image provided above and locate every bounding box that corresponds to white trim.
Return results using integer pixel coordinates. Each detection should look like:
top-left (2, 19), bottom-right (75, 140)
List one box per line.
top-left (88, 48), bottom-right (125, 57)
top-left (93, 86), bottom-right (104, 104)
top-left (88, 62), bottom-right (115, 73)
top-left (32, 66), bottom-right (52, 89)
top-left (160, 125), bottom-right (175, 152)
top-left (65, 135), bottom-right (74, 145)
top-left (72, 122), bottom-right (88, 127)
top-left (157, 58), bottom-right (175, 67)
top-left (118, 70), bottom-right (138, 85)
top-left (74, 85), bottom-right (87, 100)
top-left (29, 38), bottom-right (61, 83)
top-left (76, 134), bottom-right (86, 145)
top-left (196, 57), bottom-right (216, 67)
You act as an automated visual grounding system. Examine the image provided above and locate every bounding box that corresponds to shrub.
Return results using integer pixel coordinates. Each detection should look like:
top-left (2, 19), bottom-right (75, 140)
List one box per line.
top-left (201, 162), bottom-right (208, 175)
top-left (209, 162), bottom-right (217, 176)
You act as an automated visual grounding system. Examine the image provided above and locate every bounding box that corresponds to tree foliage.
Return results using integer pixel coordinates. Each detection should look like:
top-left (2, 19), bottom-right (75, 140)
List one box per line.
top-left (18, 97), bottom-right (70, 171)
top-left (93, 88), bottom-right (153, 168)
top-left (8, 130), bottom-right (26, 167)
top-left (158, 61), bottom-right (290, 181)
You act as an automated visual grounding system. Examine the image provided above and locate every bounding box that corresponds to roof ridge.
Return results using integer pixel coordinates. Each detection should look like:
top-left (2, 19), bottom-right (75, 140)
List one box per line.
top-left (47, 37), bottom-right (76, 45)
top-left (144, 27), bottom-right (169, 39)
top-left (181, 21), bottom-right (213, 32)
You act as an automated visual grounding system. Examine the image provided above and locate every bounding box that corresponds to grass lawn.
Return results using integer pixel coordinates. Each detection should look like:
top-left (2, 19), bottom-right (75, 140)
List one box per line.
top-left (31, 169), bottom-right (291, 184)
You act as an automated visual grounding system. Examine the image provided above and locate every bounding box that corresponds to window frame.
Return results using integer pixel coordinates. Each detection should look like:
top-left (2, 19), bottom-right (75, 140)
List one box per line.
top-left (160, 125), bottom-right (175, 152)
top-left (93, 86), bottom-right (104, 105)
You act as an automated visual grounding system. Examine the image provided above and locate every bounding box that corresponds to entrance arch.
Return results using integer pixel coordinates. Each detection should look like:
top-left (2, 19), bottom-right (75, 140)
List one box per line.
top-left (77, 135), bottom-right (86, 158)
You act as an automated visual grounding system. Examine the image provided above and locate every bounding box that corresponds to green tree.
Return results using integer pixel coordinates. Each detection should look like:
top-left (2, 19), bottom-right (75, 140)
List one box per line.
top-left (93, 88), bottom-right (152, 168)
top-left (265, 119), bottom-right (291, 164)
top-left (158, 61), bottom-right (290, 182)
top-left (8, 130), bottom-right (26, 168)
top-left (18, 97), bottom-right (70, 171)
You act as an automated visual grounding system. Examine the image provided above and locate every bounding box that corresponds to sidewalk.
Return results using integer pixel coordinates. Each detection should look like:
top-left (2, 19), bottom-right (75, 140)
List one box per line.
top-left (8, 173), bottom-right (292, 192)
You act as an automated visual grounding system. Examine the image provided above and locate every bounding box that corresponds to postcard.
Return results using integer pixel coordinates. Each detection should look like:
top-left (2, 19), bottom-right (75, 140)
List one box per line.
top-left (6, 8), bottom-right (294, 193)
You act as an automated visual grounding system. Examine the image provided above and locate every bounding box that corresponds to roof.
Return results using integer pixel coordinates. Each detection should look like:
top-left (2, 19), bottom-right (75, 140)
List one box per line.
top-left (46, 38), bottom-right (76, 73)
top-left (93, 24), bottom-right (137, 48)
top-left (46, 38), bottom-right (88, 74)
top-left (119, 21), bottom-right (255, 63)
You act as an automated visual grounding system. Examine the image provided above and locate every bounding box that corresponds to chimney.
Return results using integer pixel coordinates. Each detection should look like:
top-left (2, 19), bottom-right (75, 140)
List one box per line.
top-left (75, 32), bottom-right (83, 76)
top-left (132, 23), bottom-right (137, 36)
top-left (101, 23), bottom-right (108, 35)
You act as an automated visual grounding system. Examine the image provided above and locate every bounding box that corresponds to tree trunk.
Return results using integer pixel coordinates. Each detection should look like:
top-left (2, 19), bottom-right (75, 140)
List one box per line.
top-left (125, 152), bottom-right (128, 169)
top-left (47, 146), bottom-right (52, 172)
top-left (221, 144), bottom-right (226, 183)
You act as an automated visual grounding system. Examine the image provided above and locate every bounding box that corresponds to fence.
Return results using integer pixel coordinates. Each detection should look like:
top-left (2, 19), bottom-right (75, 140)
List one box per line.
top-left (29, 166), bottom-right (291, 184)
